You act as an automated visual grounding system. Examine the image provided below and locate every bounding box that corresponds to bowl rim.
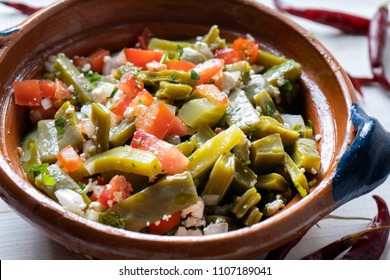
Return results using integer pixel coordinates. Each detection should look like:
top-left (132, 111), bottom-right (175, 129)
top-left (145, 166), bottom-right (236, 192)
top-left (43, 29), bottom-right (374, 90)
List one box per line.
top-left (0, 0), bottom-right (357, 258)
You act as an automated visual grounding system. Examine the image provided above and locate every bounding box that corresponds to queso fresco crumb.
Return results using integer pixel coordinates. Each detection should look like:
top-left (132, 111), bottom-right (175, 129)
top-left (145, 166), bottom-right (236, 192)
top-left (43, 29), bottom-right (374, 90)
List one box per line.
top-left (14, 25), bottom-right (321, 236)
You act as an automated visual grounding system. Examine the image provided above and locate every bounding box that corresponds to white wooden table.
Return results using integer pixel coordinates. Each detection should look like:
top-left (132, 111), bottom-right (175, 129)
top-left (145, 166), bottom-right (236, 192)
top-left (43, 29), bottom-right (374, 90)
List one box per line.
top-left (1, 0), bottom-right (389, 259)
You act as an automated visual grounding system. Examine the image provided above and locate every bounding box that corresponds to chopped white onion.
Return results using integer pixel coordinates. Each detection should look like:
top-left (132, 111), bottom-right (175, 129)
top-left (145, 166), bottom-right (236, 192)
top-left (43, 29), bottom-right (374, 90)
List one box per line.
top-left (40, 98), bottom-right (53, 110)
top-left (281, 114), bottom-right (305, 132)
top-left (54, 189), bottom-right (86, 216)
top-left (203, 222), bottom-right (228, 235)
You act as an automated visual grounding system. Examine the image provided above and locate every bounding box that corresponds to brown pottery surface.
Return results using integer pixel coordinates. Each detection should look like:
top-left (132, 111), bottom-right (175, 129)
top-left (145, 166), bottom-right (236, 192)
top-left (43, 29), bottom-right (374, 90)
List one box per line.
top-left (0, 0), bottom-right (356, 259)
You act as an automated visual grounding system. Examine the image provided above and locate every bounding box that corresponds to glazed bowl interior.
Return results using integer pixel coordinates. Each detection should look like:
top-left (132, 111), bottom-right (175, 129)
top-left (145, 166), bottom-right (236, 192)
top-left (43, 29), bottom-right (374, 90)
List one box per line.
top-left (0, 0), bottom-right (355, 259)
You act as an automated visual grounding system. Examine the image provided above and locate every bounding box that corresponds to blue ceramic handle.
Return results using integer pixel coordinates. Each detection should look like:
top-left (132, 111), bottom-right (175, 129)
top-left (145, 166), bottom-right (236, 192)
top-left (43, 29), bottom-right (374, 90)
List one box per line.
top-left (0, 25), bottom-right (20, 37)
top-left (0, 25), bottom-right (20, 48)
top-left (333, 104), bottom-right (390, 204)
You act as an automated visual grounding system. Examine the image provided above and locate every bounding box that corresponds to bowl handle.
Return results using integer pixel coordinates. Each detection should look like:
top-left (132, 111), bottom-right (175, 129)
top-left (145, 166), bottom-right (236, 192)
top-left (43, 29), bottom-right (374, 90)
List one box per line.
top-left (333, 103), bottom-right (390, 205)
top-left (0, 25), bottom-right (20, 50)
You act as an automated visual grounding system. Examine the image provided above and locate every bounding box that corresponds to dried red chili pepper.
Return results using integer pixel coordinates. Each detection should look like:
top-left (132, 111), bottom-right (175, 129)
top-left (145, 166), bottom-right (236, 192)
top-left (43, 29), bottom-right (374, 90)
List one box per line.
top-left (341, 195), bottom-right (390, 260)
top-left (274, 0), bottom-right (370, 35)
top-left (301, 226), bottom-right (390, 260)
top-left (137, 27), bottom-right (153, 50)
top-left (0, 1), bottom-right (40, 16)
top-left (368, 4), bottom-right (390, 91)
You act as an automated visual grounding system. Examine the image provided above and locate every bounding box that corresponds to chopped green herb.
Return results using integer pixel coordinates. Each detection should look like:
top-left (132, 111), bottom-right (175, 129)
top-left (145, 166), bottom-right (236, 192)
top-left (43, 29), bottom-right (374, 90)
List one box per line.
top-left (85, 72), bottom-right (102, 83)
top-left (160, 51), bottom-right (169, 64)
top-left (110, 87), bottom-right (118, 98)
top-left (78, 182), bottom-right (86, 190)
top-left (55, 117), bottom-right (66, 128)
top-left (190, 69), bottom-right (200, 81)
top-left (265, 101), bottom-right (276, 116)
top-left (29, 163), bottom-right (49, 177)
top-left (280, 80), bottom-right (293, 92)
top-left (242, 160), bottom-right (251, 166)
top-left (42, 174), bottom-right (56, 186)
top-left (176, 45), bottom-right (184, 59)
top-left (293, 124), bottom-right (303, 131)
top-left (308, 179), bottom-right (317, 187)
top-left (57, 127), bottom-right (65, 136)
top-left (169, 74), bottom-right (177, 81)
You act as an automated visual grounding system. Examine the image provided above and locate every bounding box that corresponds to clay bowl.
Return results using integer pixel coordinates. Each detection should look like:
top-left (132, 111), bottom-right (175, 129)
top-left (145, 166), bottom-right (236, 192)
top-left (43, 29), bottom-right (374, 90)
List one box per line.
top-left (1, 0), bottom-right (390, 259)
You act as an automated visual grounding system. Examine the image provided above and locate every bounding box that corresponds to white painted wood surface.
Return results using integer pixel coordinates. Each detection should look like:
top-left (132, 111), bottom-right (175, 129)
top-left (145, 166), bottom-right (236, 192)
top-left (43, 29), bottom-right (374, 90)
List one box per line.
top-left (1, 0), bottom-right (389, 259)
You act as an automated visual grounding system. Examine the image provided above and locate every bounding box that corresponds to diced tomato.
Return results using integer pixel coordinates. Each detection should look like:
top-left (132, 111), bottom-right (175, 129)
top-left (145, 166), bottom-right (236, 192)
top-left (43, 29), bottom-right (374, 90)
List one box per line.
top-left (215, 48), bottom-right (241, 64)
top-left (98, 175), bottom-right (133, 208)
top-left (110, 93), bottom-right (132, 117)
top-left (165, 60), bottom-right (196, 72)
top-left (39, 80), bottom-right (56, 99)
top-left (191, 58), bottom-right (224, 85)
top-left (57, 145), bottom-right (83, 172)
top-left (116, 73), bottom-right (144, 98)
top-left (135, 102), bottom-right (175, 139)
top-left (124, 48), bottom-right (164, 69)
top-left (87, 48), bottom-right (110, 73)
top-left (167, 116), bottom-right (190, 137)
top-left (131, 89), bottom-right (155, 108)
top-left (194, 84), bottom-right (229, 107)
top-left (72, 55), bottom-right (89, 69)
top-left (131, 129), bottom-right (189, 174)
top-left (231, 37), bottom-right (259, 64)
top-left (13, 80), bottom-right (41, 106)
top-left (54, 78), bottom-right (72, 101)
top-left (147, 211), bottom-right (181, 235)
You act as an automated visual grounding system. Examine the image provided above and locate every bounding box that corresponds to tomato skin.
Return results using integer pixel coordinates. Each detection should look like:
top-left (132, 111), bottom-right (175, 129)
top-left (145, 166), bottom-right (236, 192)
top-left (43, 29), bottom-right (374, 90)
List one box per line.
top-left (165, 60), bottom-right (196, 72)
top-left (135, 102), bottom-right (175, 139)
top-left (232, 37), bottom-right (259, 64)
top-left (13, 80), bottom-right (41, 106)
top-left (214, 48), bottom-right (241, 64)
top-left (54, 78), bottom-right (72, 101)
top-left (167, 116), bottom-right (190, 137)
top-left (117, 73), bottom-right (144, 98)
top-left (131, 89), bottom-right (155, 107)
top-left (110, 93), bottom-right (132, 117)
top-left (147, 211), bottom-right (181, 235)
top-left (192, 58), bottom-right (224, 85)
top-left (39, 80), bottom-right (56, 99)
top-left (87, 48), bottom-right (110, 73)
top-left (98, 175), bottom-right (133, 208)
top-left (195, 84), bottom-right (229, 107)
top-left (125, 48), bottom-right (164, 69)
top-left (131, 129), bottom-right (189, 174)
top-left (57, 145), bottom-right (83, 172)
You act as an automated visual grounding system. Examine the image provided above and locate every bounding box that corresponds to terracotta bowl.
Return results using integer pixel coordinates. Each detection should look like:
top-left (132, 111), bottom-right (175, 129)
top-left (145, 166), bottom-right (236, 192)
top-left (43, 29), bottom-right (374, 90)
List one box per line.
top-left (1, 0), bottom-right (390, 259)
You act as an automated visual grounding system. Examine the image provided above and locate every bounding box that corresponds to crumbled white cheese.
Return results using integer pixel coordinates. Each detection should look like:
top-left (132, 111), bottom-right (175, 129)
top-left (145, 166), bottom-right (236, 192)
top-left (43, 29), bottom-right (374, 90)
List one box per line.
top-left (67, 84), bottom-right (75, 93)
top-left (181, 198), bottom-right (205, 219)
top-left (315, 134), bottom-right (322, 142)
top-left (264, 196), bottom-right (285, 217)
top-left (182, 216), bottom-right (206, 228)
top-left (311, 168), bottom-right (318, 174)
top-left (84, 209), bottom-right (101, 222)
top-left (162, 214), bottom-right (172, 221)
top-left (194, 42), bottom-right (214, 59)
top-left (220, 71), bottom-right (242, 94)
top-left (81, 63), bottom-right (91, 72)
